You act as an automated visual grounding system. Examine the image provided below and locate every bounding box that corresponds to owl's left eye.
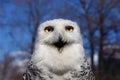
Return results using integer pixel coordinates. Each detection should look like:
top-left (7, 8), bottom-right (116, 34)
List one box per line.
top-left (65, 26), bottom-right (74, 32)
top-left (44, 26), bottom-right (54, 33)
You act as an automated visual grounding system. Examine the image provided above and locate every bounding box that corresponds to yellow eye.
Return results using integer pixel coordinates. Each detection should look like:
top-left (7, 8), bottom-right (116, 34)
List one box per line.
top-left (65, 26), bottom-right (74, 32)
top-left (44, 26), bottom-right (54, 33)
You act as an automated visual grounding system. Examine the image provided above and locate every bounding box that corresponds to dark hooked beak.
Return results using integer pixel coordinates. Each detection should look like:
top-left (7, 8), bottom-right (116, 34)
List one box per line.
top-left (53, 36), bottom-right (67, 52)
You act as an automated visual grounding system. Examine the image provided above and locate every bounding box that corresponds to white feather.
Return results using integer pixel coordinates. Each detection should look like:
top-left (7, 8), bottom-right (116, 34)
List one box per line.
top-left (29, 19), bottom-right (93, 80)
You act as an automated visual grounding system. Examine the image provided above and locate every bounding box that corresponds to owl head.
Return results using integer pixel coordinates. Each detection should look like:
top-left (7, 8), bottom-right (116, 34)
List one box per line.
top-left (36, 19), bottom-right (83, 52)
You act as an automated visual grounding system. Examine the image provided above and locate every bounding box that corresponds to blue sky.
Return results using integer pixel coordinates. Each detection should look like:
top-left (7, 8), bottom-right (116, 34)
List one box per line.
top-left (0, 0), bottom-right (83, 59)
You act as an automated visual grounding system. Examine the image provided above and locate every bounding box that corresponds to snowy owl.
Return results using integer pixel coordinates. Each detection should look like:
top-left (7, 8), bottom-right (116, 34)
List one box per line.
top-left (23, 19), bottom-right (95, 80)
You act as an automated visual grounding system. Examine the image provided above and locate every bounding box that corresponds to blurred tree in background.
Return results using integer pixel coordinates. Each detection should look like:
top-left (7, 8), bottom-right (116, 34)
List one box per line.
top-left (0, 0), bottom-right (120, 80)
top-left (78, 0), bottom-right (120, 79)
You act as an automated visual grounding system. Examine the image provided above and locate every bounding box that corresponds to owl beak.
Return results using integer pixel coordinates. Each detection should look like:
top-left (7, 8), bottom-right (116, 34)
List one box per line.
top-left (53, 35), bottom-right (67, 53)
top-left (58, 36), bottom-right (62, 42)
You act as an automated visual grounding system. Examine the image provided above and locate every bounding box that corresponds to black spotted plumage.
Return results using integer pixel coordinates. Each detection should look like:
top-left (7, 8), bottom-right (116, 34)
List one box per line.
top-left (22, 61), bottom-right (52, 80)
top-left (23, 57), bottom-right (95, 80)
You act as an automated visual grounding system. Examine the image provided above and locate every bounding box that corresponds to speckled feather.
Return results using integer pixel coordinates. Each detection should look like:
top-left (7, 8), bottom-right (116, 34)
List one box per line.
top-left (23, 57), bottom-right (95, 80)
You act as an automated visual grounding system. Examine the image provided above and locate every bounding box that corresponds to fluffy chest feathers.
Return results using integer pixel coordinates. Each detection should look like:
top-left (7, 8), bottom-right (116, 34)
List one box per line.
top-left (31, 44), bottom-right (85, 75)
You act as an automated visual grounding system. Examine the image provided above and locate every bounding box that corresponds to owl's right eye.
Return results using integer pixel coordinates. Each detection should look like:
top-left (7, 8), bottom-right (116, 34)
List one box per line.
top-left (44, 26), bottom-right (54, 33)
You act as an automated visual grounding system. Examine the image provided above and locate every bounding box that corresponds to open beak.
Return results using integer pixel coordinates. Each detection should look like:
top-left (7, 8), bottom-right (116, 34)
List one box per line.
top-left (53, 36), bottom-right (67, 53)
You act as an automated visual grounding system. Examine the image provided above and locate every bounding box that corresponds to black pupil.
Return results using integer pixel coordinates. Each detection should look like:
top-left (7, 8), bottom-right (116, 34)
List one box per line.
top-left (67, 28), bottom-right (71, 30)
top-left (66, 26), bottom-right (73, 30)
top-left (45, 26), bottom-right (54, 32)
top-left (48, 28), bottom-right (51, 31)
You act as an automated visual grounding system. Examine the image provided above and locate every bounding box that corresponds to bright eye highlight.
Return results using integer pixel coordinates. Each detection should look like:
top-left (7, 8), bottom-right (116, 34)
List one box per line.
top-left (44, 26), bottom-right (54, 33)
top-left (65, 26), bottom-right (74, 32)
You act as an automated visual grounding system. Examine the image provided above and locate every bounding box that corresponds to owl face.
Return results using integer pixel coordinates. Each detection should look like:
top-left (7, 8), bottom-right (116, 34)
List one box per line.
top-left (36, 19), bottom-right (82, 52)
